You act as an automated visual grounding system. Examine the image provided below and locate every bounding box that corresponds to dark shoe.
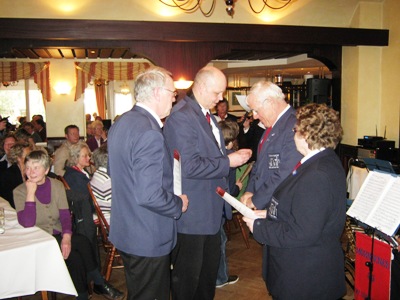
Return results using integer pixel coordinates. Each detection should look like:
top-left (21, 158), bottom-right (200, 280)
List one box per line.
top-left (216, 275), bottom-right (239, 288)
top-left (93, 282), bottom-right (124, 300)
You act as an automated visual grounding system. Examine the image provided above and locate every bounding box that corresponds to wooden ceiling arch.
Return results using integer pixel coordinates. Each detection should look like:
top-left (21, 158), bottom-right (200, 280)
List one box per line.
top-left (0, 18), bottom-right (389, 112)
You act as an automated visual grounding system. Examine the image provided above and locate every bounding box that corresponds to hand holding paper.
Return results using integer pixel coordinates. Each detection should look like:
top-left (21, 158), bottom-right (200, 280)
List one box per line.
top-left (173, 149), bottom-right (182, 196)
top-left (216, 187), bottom-right (259, 219)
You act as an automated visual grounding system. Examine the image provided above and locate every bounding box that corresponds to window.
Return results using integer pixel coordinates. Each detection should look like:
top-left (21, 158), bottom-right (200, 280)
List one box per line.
top-left (83, 81), bottom-right (134, 122)
top-left (83, 85), bottom-right (98, 120)
top-left (114, 92), bottom-right (134, 116)
top-left (0, 79), bottom-right (46, 126)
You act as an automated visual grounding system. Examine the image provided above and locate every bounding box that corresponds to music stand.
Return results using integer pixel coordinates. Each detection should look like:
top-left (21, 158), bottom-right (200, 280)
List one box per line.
top-left (362, 158), bottom-right (395, 174)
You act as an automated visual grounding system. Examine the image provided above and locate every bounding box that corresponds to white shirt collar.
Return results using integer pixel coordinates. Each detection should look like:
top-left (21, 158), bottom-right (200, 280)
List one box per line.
top-left (136, 102), bottom-right (163, 128)
top-left (301, 147), bottom-right (326, 164)
top-left (198, 103), bottom-right (209, 117)
top-left (271, 104), bottom-right (290, 128)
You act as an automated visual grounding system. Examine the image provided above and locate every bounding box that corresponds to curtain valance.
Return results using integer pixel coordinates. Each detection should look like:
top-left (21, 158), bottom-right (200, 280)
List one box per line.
top-left (74, 61), bottom-right (152, 101)
top-left (0, 61), bottom-right (51, 102)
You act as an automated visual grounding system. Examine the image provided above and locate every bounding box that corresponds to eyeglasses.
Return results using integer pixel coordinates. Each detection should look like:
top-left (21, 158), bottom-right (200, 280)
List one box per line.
top-left (163, 88), bottom-right (178, 98)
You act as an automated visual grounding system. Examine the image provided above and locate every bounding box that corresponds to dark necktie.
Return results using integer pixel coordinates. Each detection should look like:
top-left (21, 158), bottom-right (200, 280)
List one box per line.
top-left (258, 127), bottom-right (272, 153)
top-left (206, 112), bottom-right (211, 124)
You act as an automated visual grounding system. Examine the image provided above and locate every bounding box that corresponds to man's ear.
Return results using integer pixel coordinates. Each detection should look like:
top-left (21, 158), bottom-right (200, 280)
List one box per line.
top-left (153, 87), bottom-right (162, 103)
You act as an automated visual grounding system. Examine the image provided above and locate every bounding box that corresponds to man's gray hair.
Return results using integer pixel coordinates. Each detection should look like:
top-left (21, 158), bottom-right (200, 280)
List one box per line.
top-left (134, 67), bottom-right (172, 103)
top-left (250, 81), bottom-right (286, 104)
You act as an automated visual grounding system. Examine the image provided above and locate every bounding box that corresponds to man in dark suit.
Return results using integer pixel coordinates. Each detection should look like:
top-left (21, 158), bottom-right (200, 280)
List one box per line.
top-left (214, 98), bottom-right (238, 122)
top-left (108, 67), bottom-right (188, 300)
top-left (240, 81), bottom-right (302, 210)
top-left (163, 66), bottom-right (252, 300)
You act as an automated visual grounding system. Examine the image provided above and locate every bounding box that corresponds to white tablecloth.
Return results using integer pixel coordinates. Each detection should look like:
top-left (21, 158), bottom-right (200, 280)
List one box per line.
top-left (0, 197), bottom-right (77, 298)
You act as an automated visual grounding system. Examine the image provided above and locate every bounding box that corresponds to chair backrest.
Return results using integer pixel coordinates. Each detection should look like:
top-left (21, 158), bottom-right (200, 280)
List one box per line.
top-left (87, 183), bottom-right (110, 244)
top-left (235, 161), bottom-right (254, 200)
top-left (56, 175), bottom-right (71, 190)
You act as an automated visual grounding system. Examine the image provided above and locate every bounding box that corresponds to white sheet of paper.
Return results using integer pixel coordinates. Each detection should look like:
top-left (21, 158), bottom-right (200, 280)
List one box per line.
top-left (216, 187), bottom-right (259, 219)
top-left (347, 170), bottom-right (400, 236)
top-left (173, 150), bottom-right (182, 196)
top-left (235, 95), bottom-right (251, 112)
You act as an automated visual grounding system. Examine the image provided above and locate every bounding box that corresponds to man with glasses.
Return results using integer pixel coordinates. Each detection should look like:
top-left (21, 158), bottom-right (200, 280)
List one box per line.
top-left (240, 81), bottom-right (302, 210)
top-left (164, 66), bottom-right (252, 300)
top-left (108, 67), bottom-right (188, 300)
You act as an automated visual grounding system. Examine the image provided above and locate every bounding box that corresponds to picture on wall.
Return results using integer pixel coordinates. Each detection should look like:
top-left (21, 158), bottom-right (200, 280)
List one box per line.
top-left (227, 89), bottom-right (248, 111)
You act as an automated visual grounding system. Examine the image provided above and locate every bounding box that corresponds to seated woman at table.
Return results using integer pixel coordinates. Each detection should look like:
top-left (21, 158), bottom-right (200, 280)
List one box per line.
top-left (0, 141), bottom-right (32, 208)
top-left (63, 141), bottom-right (99, 261)
top-left (13, 150), bottom-right (124, 300)
top-left (243, 103), bottom-right (347, 300)
top-left (63, 140), bottom-right (92, 195)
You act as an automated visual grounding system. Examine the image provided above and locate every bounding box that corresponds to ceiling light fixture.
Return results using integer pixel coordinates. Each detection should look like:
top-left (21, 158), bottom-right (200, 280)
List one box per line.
top-left (120, 82), bottom-right (131, 95)
top-left (158, 0), bottom-right (293, 18)
top-left (1, 81), bottom-right (18, 88)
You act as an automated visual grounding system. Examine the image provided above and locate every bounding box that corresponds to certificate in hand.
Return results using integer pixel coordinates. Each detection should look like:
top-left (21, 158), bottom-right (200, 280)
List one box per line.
top-left (216, 187), bottom-right (259, 219)
top-left (173, 149), bottom-right (182, 196)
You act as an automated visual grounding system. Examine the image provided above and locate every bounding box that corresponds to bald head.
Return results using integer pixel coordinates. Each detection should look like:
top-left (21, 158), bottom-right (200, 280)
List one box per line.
top-left (192, 66), bottom-right (227, 110)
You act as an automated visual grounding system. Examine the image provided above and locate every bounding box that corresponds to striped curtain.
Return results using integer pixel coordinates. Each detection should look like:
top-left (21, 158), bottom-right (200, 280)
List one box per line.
top-left (74, 61), bottom-right (153, 101)
top-left (0, 61), bottom-right (51, 103)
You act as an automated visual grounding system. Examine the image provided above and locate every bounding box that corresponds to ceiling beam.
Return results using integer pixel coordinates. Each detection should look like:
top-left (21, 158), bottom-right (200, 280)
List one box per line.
top-left (0, 18), bottom-right (389, 47)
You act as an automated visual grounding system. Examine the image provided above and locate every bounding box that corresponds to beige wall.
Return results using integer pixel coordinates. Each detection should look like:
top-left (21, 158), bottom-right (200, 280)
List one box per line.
top-left (2, 0), bottom-right (399, 146)
top-left (46, 60), bottom-right (85, 138)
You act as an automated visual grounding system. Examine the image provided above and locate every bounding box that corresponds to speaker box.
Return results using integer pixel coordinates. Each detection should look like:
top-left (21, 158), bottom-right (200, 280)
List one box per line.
top-left (306, 78), bottom-right (331, 104)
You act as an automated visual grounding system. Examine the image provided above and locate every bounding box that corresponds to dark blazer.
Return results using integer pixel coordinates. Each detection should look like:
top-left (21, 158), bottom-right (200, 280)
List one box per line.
top-left (253, 149), bottom-right (347, 300)
top-left (63, 167), bottom-right (91, 203)
top-left (86, 136), bottom-right (106, 152)
top-left (0, 164), bottom-right (23, 208)
top-left (246, 107), bottom-right (302, 209)
top-left (164, 96), bottom-right (230, 235)
top-left (108, 105), bottom-right (182, 257)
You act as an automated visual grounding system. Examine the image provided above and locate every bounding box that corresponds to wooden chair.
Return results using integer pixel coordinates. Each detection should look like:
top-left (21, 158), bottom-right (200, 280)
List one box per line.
top-left (87, 183), bottom-right (123, 281)
top-left (56, 175), bottom-right (70, 190)
top-left (225, 210), bottom-right (250, 249)
top-left (224, 162), bottom-right (254, 249)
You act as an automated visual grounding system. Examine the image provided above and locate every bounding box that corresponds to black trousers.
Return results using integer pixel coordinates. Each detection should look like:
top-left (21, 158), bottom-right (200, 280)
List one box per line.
top-left (54, 233), bottom-right (98, 293)
top-left (171, 231), bottom-right (221, 300)
top-left (120, 250), bottom-right (171, 300)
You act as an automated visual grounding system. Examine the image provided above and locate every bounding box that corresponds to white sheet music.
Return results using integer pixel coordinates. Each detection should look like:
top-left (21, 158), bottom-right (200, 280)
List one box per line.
top-left (347, 170), bottom-right (400, 236)
top-left (216, 187), bottom-right (259, 220)
top-left (173, 150), bottom-right (182, 196)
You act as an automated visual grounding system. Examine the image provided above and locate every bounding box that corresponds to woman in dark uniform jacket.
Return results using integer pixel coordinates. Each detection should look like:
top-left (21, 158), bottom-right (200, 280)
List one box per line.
top-left (243, 103), bottom-right (347, 300)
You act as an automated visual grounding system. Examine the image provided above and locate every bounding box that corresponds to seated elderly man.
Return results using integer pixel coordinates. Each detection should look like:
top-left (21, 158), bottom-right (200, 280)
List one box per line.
top-left (90, 144), bottom-right (112, 223)
top-left (53, 125), bottom-right (81, 176)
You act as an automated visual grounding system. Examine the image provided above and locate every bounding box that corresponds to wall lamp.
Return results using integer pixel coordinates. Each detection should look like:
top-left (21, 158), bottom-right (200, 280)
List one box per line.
top-left (54, 82), bottom-right (72, 95)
